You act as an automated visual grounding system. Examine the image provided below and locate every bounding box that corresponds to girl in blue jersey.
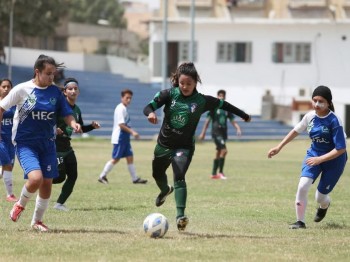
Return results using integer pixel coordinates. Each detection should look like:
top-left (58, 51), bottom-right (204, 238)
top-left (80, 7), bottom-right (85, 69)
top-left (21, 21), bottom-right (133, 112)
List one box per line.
top-left (0, 55), bottom-right (82, 232)
top-left (0, 78), bottom-right (17, 202)
top-left (268, 86), bottom-right (347, 229)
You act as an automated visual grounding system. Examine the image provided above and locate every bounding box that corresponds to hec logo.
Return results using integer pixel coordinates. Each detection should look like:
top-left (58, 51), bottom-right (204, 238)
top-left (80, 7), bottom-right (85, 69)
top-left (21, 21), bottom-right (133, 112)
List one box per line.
top-left (50, 98), bottom-right (57, 105)
top-left (190, 103), bottom-right (198, 113)
top-left (170, 112), bottom-right (188, 128)
top-left (32, 111), bottom-right (54, 120)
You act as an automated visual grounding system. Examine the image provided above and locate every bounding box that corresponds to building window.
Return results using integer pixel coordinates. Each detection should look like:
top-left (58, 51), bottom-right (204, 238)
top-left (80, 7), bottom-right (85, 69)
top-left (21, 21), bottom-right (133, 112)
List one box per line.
top-left (179, 41), bottom-right (197, 62)
top-left (216, 42), bottom-right (252, 63)
top-left (272, 42), bottom-right (311, 63)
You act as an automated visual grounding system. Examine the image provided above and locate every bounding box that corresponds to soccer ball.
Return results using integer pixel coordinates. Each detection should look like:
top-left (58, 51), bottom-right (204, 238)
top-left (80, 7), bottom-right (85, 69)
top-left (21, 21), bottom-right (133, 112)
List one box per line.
top-left (143, 213), bottom-right (169, 238)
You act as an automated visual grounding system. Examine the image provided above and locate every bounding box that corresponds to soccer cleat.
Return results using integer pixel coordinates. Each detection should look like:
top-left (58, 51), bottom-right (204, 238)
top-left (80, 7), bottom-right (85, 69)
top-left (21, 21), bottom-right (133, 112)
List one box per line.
top-left (217, 173), bottom-right (227, 180)
top-left (133, 178), bottom-right (148, 184)
top-left (54, 203), bottom-right (69, 212)
top-left (98, 176), bottom-right (109, 184)
top-left (10, 202), bottom-right (25, 222)
top-left (211, 174), bottom-right (221, 179)
top-left (176, 216), bottom-right (189, 231)
top-left (155, 185), bottom-right (174, 207)
top-left (289, 221), bottom-right (306, 229)
top-left (6, 194), bottom-right (18, 202)
top-left (314, 204), bottom-right (330, 222)
top-left (32, 221), bottom-right (49, 232)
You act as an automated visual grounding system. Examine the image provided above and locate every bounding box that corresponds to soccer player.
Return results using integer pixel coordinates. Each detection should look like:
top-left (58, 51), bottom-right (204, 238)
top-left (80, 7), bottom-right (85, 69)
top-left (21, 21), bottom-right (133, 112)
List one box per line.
top-left (268, 85), bottom-right (347, 229)
top-left (98, 89), bottom-right (147, 185)
top-left (53, 77), bottom-right (100, 211)
top-left (143, 62), bottom-right (251, 231)
top-left (0, 78), bottom-right (17, 202)
top-left (198, 89), bottom-right (242, 179)
top-left (0, 55), bottom-right (82, 232)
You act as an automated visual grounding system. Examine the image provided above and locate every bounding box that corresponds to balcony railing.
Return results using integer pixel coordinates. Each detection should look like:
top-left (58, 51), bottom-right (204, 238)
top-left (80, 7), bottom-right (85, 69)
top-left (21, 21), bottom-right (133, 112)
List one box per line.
top-left (235, 0), bottom-right (266, 8)
top-left (288, 0), bottom-right (328, 8)
top-left (176, 0), bottom-right (212, 7)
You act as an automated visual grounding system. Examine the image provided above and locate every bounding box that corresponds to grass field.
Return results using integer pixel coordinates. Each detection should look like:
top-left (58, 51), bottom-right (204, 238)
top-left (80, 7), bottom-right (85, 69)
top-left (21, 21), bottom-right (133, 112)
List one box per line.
top-left (0, 138), bottom-right (350, 262)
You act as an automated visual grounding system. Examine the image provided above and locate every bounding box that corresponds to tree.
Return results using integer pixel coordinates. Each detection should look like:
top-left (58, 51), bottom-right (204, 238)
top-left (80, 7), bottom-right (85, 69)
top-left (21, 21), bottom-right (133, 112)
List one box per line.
top-left (69, 0), bottom-right (126, 28)
top-left (0, 0), bottom-right (70, 38)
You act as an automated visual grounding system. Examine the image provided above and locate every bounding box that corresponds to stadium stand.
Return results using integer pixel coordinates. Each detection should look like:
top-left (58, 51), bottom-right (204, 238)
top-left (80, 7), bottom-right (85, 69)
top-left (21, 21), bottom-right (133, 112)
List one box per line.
top-left (1, 64), bottom-right (305, 140)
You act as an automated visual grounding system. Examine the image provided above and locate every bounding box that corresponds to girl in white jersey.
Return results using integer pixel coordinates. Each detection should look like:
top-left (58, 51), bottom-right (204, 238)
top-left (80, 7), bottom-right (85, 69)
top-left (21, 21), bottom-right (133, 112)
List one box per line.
top-left (268, 86), bottom-right (347, 229)
top-left (0, 55), bottom-right (82, 232)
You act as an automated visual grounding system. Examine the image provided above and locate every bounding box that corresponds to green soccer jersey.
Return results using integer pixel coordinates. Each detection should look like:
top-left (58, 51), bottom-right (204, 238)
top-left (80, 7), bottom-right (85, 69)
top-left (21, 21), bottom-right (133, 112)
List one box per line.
top-left (144, 87), bottom-right (249, 149)
top-left (55, 103), bottom-right (94, 152)
top-left (207, 109), bottom-right (235, 139)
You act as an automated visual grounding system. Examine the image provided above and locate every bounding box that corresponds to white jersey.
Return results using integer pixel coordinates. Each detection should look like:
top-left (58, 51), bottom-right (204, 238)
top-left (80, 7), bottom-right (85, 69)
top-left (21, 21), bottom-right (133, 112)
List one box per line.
top-left (0, 80), bottom-right (72, 143)
top-left (111, 102), bottom-right (131, 144)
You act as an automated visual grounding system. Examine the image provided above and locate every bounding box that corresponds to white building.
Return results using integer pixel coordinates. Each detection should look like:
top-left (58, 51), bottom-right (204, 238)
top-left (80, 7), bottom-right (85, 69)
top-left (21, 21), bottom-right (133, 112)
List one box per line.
top-left (148, 0), bottom-right (350, 133)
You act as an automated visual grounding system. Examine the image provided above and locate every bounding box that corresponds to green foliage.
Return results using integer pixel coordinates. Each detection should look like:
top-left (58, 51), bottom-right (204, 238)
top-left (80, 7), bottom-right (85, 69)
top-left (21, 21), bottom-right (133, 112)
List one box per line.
top-left (1, 139), bottom-right (350, 261)
top-left (0, 0), bottom-right (70, 37)
top-left (69, 0), bottom-right (126, 28)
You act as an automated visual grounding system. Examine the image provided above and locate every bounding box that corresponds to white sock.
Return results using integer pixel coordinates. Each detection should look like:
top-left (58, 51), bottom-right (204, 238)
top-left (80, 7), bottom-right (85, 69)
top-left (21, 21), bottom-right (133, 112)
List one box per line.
top-left (100, 161), bottom-right (114, 178)
top-left (128, 163), bottom-right (138, 181)
top-left (3, 170), bottom-right (13, 196)
top-left (315, 190), bottom-right (331, 209)
top-left (31, 195), bottom-right (50, 225)
top-left (18, 185), bottom-right (34, 207)
top-left (295, 177), bottom-right (313, 222)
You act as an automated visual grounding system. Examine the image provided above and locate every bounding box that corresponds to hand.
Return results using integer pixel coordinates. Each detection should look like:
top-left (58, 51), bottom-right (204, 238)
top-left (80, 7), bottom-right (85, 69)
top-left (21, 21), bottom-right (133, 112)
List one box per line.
top-left (132, 131), bottom-right (140, 139)
top-left (91, 121), bottom-right (101, 129)
top-left (73, 123), bottom-right (82, 133)
top-left (147, 112), bottom-right (158, 124)
top-left (268, 146), bottom-right (280, 158)
top-left (305, 157), bottom-right (321, 166)
top-left (56, 127), bottom-right (63, 135)
top-left (236, 130), bottom-right (242, 137)
top-left (198, 133), bottom-right (205, 140)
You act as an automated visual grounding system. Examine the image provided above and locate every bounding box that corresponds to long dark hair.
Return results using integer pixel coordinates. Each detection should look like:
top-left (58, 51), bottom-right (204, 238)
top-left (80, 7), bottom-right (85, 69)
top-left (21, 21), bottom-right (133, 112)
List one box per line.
top-left (170, 62), bottom-right (202, 87)
top-left (33, 54), bottom-right (65, 78)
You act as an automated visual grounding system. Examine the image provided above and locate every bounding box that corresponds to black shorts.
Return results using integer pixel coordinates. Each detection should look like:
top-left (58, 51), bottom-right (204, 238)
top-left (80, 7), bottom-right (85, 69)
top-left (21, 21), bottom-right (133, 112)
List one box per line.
top-left (213, 135), bottom-right (226, 150)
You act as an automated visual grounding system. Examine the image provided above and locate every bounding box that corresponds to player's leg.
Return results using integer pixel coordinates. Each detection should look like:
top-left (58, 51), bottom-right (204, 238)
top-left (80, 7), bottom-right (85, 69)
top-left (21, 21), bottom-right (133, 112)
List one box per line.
top-left (125, 145), bottom-right (147, 184)
top-left (217, 137), bottom-right (227, 179)
top-left (172, 148), bottom-right (193, 231)
top-left (98, 144), bottom-right (120, 184)
top-left (153, 144), bottom-right (173, 206)
top-left (314, 153), bottom-right (347, 222)
top-left (54, 151), bottom-right (77, 211)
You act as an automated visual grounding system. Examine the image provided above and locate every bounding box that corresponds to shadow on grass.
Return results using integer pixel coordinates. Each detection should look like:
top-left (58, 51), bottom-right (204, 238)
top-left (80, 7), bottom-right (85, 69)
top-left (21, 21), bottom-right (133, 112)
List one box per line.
top-left (322, 221), bottom-right (348, 229)
top-left (48, 228), bottom-right (127, 234)
top-left (179, 231), bottom-right (273, 239)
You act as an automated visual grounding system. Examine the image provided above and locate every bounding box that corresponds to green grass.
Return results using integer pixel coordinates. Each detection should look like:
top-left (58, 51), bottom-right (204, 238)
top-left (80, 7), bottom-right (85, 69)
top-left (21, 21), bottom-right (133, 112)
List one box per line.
top-left (1, 138), bottom-right (350, 261)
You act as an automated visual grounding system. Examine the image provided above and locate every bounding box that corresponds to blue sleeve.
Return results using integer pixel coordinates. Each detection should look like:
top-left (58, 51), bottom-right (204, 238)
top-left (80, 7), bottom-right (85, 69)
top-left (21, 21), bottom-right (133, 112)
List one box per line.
top-left (333, 125), bottom-right (346, 150)
top-left (58, 93), bottom-right (73, 117)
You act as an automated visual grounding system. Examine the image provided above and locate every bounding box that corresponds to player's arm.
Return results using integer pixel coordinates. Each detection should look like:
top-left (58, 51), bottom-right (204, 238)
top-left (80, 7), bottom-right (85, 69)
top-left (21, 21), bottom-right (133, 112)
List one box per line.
top-left (231, 120), bottom-right (242, 136)
top-left (119, 123), bottom-right (139, 139)
top-left (198, 116), bottom-right (210, 140)
top-left (64, 115), bottom-right (82, 133)
top-left (267, 130), bottom-right (299, 158)
top-left (204, 96), bottom-right (251, 122)
top-left (143, 89), bottom-right (171, 125)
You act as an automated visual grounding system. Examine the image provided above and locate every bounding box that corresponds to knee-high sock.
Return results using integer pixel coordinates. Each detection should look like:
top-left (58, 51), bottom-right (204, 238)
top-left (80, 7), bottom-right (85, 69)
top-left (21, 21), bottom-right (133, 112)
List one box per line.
top-left (315, 190), bottom-right (331, 209)
top-left (99, 161), bottom-right (114, 178)
top-left (18, 185), bottom-right (34, 207)
top-left (218, 157), bottom-right (225, 173)
top-left (31, 195), bottom-right (50, 224)
top-left (174, 180), bottom-right (187, 218)
top-left (3, 170), bottom-right (13, 196)
top-left (212, 159), bottom-right (219, 175)
top-left (127, 163), bottom-right (138, 181)
top-left (295, 177), bottom-right (313, 222)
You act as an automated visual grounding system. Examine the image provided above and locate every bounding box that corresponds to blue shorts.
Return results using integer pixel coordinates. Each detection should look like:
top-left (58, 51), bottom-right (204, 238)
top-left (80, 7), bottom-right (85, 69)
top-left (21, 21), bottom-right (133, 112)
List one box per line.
top-left (16, 139), bottom-right (58, 179)
top-left (0, 137), bottom-right (15, 166)
top-left (301, 149), bottom-right (347, 194)
top-left (112, 143), bottom-right (133, 159)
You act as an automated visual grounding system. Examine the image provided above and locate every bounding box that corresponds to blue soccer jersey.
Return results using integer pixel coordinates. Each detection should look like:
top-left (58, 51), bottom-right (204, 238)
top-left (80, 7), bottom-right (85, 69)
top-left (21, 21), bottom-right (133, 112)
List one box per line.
top-left (0, 80), bottom-right (73, 143)
top-left (294, 111), bottom-right (347, 153)
top-left (1, 105), bottom-right (15, 140)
